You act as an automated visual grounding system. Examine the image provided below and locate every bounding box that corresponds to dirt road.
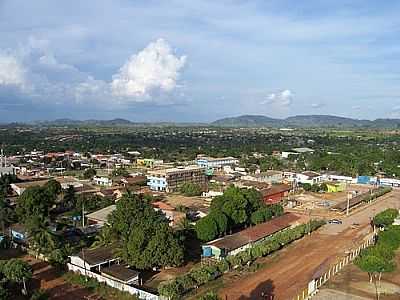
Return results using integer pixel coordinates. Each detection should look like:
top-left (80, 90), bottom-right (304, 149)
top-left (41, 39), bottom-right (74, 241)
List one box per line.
top-left (219, 190), bottom-right (400, 300)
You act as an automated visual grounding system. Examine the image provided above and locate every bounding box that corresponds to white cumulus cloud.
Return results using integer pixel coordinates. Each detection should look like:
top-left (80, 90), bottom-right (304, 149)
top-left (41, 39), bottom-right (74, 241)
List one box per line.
top-left (111, 38), bottom-right (186, 100)
top-left (262, 89), bottom-right (293, 106)
top-left (0, 52), bottom-right (26, 88)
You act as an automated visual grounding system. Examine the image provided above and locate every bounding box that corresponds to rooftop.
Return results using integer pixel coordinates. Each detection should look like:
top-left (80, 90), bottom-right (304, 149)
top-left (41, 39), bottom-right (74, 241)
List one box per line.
top-left (261, 184), bottom-right (291, 197)
top-left (101, 264), bottom-right (139, 282)
top-left (78, 246), bottom-right (116, 266)
top-left (86, 205), bottom-right (116, 223)
top-left (301, 171), bottom-right (321, 178)
top-left (12, 179), bottom-right (49, 188)
top-left (292, 147), bottom-right (315, 153)
top-left (148, 165), bottom-right (205, 176)
top-left (208, 213), bottom-right (300, 251)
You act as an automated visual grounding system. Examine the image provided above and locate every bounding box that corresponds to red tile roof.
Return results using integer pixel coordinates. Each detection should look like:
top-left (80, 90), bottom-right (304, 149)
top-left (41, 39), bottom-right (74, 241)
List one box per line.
top-left (152, 201), bottom-right (174, 211)
top-left (261, 184), bottom-right (291, 197)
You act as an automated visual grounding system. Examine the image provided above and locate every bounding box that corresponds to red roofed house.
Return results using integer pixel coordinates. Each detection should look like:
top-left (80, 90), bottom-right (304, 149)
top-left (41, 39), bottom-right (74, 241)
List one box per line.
top-left (261, 184), bottom-right (291, 205)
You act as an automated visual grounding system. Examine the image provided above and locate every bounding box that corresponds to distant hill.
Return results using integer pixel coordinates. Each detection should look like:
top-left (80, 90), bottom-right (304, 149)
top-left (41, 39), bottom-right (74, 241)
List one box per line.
top-left (211, 114), bottom-right (400, 128)
top-left (211, 115), bottom-right (283, 127)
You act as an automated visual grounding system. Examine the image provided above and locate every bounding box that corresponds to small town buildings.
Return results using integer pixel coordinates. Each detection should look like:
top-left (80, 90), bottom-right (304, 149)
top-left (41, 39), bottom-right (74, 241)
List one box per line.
top-left (93, 176), bottom-right (113, 187)
top-left (11, 180), bottom-right (49, 196)
top-left (241, 170), bottom-right (283, 184)
top-left (57, 176), bottom-right (84, 190)
top-left (86, 205), bottom-right (116, 226)
top-left (260, 184), bottom-right (291, 205)
top-left (69, 246), bottom-right (118, 273)
top-left (326, 182), bottom-right (346, 193)
top-left (281, 147), bottom-right (314, 159)
top-left (136, 158), bottom-right (163, 168)
top-left (296, 171), bottom-right (323, 185)
top-left (0, 166), bottom-right (14, 177)
top-left (195, 155), bottom-right (239, 169)
top-left (202, 213), bottom-right (300, 259)
top-left (151, 201), bottom-right (186, 227)
top-left (146, 165), bottom-right (206, 192)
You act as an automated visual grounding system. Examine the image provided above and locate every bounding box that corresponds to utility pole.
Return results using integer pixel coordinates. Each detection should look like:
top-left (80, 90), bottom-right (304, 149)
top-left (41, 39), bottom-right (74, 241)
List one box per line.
top-left (82, 202), bottom-right (85, 227)
top-left (346, 192), bottom-right (352, 216)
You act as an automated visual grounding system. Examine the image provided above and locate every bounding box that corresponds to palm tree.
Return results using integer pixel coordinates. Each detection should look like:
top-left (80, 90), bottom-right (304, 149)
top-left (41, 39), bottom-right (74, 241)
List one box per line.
top-left (25, 216), bottom-right (58, 257)
top-left (91, 225), bottom-right (113, 248)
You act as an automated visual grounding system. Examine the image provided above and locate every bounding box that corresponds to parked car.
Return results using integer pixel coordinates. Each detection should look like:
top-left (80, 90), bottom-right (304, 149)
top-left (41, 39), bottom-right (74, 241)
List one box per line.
top-left (328, 219), bottom-right (342, 224)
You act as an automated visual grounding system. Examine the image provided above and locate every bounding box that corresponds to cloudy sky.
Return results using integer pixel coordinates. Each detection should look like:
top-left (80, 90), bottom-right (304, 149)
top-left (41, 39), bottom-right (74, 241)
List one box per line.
top-left (1, 0), bottom-right (400, 122)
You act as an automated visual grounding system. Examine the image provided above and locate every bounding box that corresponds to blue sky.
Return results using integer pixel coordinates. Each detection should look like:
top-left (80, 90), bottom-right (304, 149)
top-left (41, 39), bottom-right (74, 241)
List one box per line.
top-left (1, 0), bottom-right (400, 122)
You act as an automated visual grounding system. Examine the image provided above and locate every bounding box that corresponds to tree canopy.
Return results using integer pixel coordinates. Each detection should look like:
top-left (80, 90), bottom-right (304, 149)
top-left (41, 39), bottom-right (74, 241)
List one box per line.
top-left (107, 194), bottom-right (184, 269)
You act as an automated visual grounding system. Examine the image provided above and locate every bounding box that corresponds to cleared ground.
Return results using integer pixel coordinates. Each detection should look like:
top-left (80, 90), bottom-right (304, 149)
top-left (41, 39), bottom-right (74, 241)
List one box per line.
top-left (218, 190), bottom-right (400, 300)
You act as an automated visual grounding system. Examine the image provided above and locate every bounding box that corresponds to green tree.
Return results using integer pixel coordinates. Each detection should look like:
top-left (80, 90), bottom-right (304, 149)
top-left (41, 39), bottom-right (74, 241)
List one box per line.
top-left (2, 259), bottom-right (32, 295)
top-left (16, 186), bottom-right (54, 223)
top-left (63, 185), bottom-right (76, 209)
top-left (179, 183), bottom-right (203, 196)
top-left (83, 168), bottom-right (96, 179)
top-left (209, 211), bottom-right (228, 235)
top-left (109, 194), bottom-right (184, 269)
top-left (355, 248), bottom-right (396, 300)
top-left (44, 179), bottom-right (61, 200)
top-left (373, 209), bottom-right (399, 228)
top-left (195, 216), bottom-right (218, 242)
top-left (0, 285), bottom-right (8, 300)
top-left (0, 197), bottom-right (15, 233)
top-left (25, 216), bottom-right (59, 256)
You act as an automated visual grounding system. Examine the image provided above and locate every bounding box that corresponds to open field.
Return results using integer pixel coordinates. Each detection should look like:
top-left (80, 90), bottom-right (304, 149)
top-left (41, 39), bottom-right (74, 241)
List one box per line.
top-left (217, 190), bottom-right (400, 300)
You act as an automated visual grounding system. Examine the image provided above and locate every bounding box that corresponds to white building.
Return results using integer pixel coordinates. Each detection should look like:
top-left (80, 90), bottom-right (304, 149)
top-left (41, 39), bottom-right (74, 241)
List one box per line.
top-left (295, 171), bottom-right (323, 185)
top-left (93, 176), bottom-right (113, 187)
top-left (241, 170), bottom-right (283, 184)
top-left (196, 155), bottom-right (239, 169)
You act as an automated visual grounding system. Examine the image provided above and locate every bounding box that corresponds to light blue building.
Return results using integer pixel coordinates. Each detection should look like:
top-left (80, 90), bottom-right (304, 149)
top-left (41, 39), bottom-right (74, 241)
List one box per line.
top-left (147, 175), bottom-right (168, 191)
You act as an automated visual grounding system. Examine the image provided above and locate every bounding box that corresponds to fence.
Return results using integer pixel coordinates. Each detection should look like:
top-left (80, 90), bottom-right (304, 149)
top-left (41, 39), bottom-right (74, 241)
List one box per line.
top-left (293, 233), bottom-right (375, 300)
top-left (67, 263), bottom-right (159, 300)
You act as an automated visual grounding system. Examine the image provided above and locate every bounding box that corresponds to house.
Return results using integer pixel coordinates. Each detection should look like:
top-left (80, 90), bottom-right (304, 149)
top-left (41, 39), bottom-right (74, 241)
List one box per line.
top-left (281, 148), bottom-right (315, 159)
top-left (11, 180), bottom-right (49, 196)
top-left (96, 188), bottom-right (124, 200)
top-left (146, 165), bottom-right (207, 192)
top-left (202, 213), bottom-right (301, 259)
top-left (0, 166), bottom-right (14, 177)
top-left (260, 184), bottom-right (291, 205)
top-left (121, 176), bottom-right (147, 187)
top-left (86, 205), bottom-right (116, 226)
top-left (296, 171), bottom-right (323, 185)
top-left (151, 201), bottom-right (186, 226)
top-left (136, 158), bottom-right (163, 168)
top-left (326, 182), bottom-right (346, 193)
top-left (101, 264), bottom-right (140, 286)
top-left (69, 246), bottom-right (118, 273)
top-left (241, 170), bottom-right (283, 184)
top-left (93, 176), bottom-right (113, 187)
top-left (56, 176), bottom-right (84, 190)
top-left (67, 247), bottom-right (156, 299)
